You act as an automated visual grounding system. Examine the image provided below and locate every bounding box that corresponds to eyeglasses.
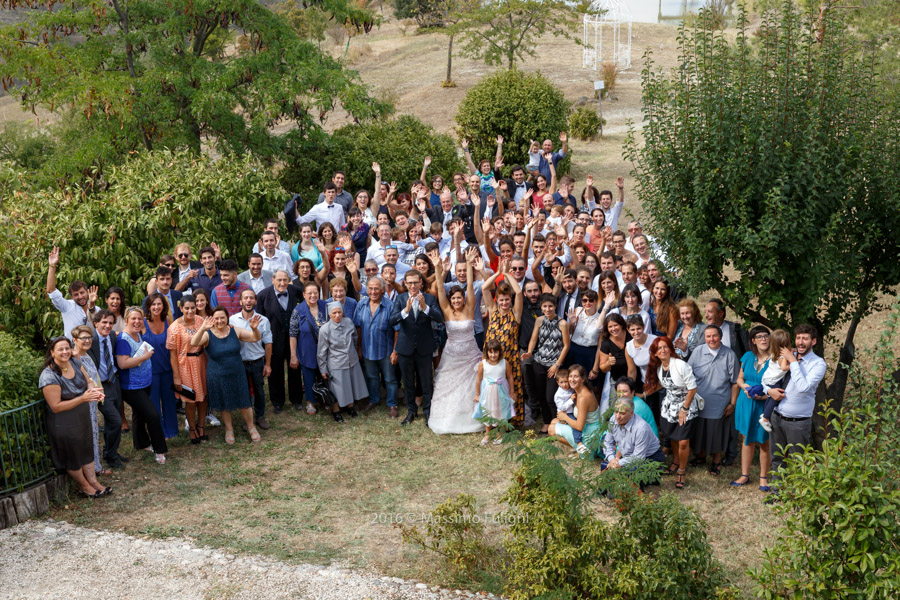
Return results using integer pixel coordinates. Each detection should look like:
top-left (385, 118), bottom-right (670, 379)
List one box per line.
top-left (365, 267), bottom-right (378, 273)
top-left (164, 263), bottom-right (176, 268)
top-left (581, 298), bottom-right (595, 304)
top-left (334, 246), bottom-right (345, 253)
top-left (177, 253), bottom-right (189, 258)
top-left (76, 336), bottom-right (93, 342)
top-left (510, 266), bottom-right (525, 271)
top-left (386, 245), bottom-right (398, 250)
top-left (754, 333), bottom-right (770, 340)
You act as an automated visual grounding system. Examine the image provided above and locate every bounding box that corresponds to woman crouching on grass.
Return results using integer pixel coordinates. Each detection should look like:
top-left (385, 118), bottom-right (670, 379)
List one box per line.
top-left (549, 365), bottom-right (601, 458)
top-left (316, 302), bottom-right (368, 420)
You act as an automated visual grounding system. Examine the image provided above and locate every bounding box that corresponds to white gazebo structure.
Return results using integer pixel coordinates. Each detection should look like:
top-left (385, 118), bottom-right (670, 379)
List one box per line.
top-left (582, 0), bottom-right (633, 71)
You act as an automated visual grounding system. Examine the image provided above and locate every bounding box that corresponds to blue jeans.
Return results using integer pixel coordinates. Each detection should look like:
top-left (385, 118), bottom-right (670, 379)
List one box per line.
top-left (300, 365), bottom-right (318, 405)
top-left (243, 357), bottom-right (267, 419)
top-left (362, 356), bottom-right (399, 407)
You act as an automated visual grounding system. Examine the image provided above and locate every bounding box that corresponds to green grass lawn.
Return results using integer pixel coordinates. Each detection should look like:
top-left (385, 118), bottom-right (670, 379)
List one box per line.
top-left (50, 402), bottom-right (779, 596)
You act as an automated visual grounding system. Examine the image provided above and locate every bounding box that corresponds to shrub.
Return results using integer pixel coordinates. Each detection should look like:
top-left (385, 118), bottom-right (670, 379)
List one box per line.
top-left (568, 106), bottom-right (605, 141)
top-left (455, 70), bottom-right (571, 176)
top-left (0, 149), bottom-right (287, 344)
top-left (752, 304), bottom-right (900, 599)
top-left (0, 332), bottom-right (43, 412)
top-left (601, 61), bottom-right (618, 96)
top-left (280, 115), bottom-right (463, 201)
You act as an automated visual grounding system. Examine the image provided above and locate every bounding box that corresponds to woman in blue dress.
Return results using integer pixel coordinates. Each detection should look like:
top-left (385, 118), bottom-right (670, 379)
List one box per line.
top-left (730, 325), bottom-right (772, 491)
top-left (144, 293), bottom-right (178, 439)
top-left (189, 306), bottom-right (263, 445)
top-left (289, 281), bottom-right (330, 416)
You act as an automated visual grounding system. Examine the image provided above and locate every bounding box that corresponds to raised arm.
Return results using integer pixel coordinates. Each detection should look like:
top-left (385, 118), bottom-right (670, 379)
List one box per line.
top-left (464, 248), bottom-right (476, 317)
top-left (420, 155), bottom-right (431, 184)
top-left (480, 268), bottom-right (502, 312)
top-left (433, 255), bottom-right (451, 315)
top-left (494, 135), bottom-right (504, 171)
top-left (371, 163), bottom-right (383, 216)
top-left (545, 151), bottom-right (558, 195)
top-left (559, 131), bottom-right (568, 157)
top-left (46, 246), bottom-right (60, 294)
top-left (462, 139), bottom-right (477, 175)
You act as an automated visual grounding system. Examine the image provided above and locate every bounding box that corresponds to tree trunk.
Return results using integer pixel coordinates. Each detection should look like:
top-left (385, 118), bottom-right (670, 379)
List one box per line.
top-left (445, 34), bottom-right (453, 84)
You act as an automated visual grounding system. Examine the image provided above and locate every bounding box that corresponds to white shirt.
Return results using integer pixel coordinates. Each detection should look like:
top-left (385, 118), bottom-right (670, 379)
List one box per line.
top-left (246, 275), bottom-right (268, 295)
top-left (569, 308), bottom-right (602, 347)
top-left (627, 334), bottom-right (658, 382)
top-left (229, 311), bottom-right (273, 362)
top-left (296, 201), bottom-right (346, 231)
top-left (261, 249), bottom-right (294, 275)
top-left (603, 200), bottom-right (625, 231)
top-left (390, 261), bottom-right (412, 281)
top-left (49, 289), bottom-right (96, 339)
top-left (252, 240), bottom-right (291, 254)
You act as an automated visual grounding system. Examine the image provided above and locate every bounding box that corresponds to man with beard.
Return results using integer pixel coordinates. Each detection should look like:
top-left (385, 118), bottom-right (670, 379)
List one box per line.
top-left (46, 246), bottom-right (97, 339)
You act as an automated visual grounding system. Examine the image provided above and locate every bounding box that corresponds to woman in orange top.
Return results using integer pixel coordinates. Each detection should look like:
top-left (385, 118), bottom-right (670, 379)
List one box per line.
top-left (166, 294), bottom-right (209, 444)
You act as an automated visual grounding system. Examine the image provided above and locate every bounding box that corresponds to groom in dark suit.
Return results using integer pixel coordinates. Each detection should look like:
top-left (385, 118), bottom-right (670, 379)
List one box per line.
top-left (389, 270), bottom-right (444, 426)
top-left (255, 269), bottom-right (302, 413)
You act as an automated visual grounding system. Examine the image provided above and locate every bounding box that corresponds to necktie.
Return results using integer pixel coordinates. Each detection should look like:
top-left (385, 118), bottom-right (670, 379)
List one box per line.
top-left (104, 337), bottom-right (115, 381)
top-left (565, 294), bottom-right (573, 316)
top-left (412, 298), bottom-right (419, 319)
top-left (277, 292), bottom-right (287, 298)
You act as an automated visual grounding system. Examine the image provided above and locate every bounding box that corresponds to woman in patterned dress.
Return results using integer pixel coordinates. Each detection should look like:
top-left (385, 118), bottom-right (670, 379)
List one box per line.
top-left (482, 260), bottom-right (524, 426)
top-left (166, 294), bottom-right (209, 444)
top-left (522, 293), bottom-right (571, 434)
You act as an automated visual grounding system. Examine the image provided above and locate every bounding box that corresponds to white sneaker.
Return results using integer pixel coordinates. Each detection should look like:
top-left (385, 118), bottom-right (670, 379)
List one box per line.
top-left (759, 415), bottom-right (772, 433)
top-left (576, 443), bottom-right (588, 456)
top-left (183, 418), bottom-right (190, 432)
top-left (206, 414), bottom-right (222, 427)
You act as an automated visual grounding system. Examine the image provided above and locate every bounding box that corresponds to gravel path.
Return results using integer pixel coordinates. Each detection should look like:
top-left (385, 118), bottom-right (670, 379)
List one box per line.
top-left (0, 520), bottom-right (498, 600)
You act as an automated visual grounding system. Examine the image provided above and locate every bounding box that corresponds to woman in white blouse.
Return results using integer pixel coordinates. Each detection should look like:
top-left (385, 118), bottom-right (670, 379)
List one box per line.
top-left (625, 314), bottom-right (658, 428)
top-left (644, 336), bottom-right (702, 490)
top-left (566, 289), bottom-right (602, 375)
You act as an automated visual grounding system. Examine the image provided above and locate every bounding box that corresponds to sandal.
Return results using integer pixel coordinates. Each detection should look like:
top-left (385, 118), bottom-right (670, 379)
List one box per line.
top-left (759, 476), bottom-right (772, 493)
top-left (709, 462), bottom-right (722, 476)
top-left (77, 489), bottom-right (103, 498)
top-left (248, 427), bottom-right (261, 442)
top-left (688, 456), bottom-right (706, 467)
top-left (189, 427), bottom-right (201, 445)
top-left (224, 430), bottom-right (235, 445)
top-left (675, 469), bottom-right (686, 489)
top-left (155, 454), bottom-right (166, 464)
top-left (197, 425), bottom-right (209, 442)
top-left (664, 463), bottom-right (679, 476)
top-left (95, 468), bottom-right (112, 476)
top-left (730, 474), bottom-right (751, 487)
top-left (480, 436), bottom-right (490, 446)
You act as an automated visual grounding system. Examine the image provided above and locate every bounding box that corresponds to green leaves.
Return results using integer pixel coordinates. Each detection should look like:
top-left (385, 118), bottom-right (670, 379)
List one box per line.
top-left (0, 149), bottom-right (285, 343)
top-left (625, 1), bottom-right (900, 343)
top-left (456, 70), bottom-right (571, 175)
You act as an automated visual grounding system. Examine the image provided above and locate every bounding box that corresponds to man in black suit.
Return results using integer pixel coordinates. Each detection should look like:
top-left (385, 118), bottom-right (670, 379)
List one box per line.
top-left (388, 270), bottom-right (444, 426)
top-left (88, 310), bottom-right (126, 470)
top-left (255, 269), bottom-right (302, 413)
top-left (503, 165), bottom-right (536, 210)
top-left (426, 188), bottom-right (474, 235)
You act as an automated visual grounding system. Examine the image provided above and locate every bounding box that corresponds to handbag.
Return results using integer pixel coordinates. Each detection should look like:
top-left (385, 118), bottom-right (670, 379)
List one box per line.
top-left (305, 310), bottom-right (336, 406)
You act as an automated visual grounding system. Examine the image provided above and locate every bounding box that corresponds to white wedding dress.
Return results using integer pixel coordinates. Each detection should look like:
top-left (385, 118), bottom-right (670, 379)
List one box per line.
top-left (429, 319), bottom-right (484, 434)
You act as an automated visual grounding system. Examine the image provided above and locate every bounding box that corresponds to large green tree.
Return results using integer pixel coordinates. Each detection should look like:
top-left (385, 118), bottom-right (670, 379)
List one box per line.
top-left (0, 0), bottom-right (389, 183)
top-left (624, 2), bottom-right (900, 418)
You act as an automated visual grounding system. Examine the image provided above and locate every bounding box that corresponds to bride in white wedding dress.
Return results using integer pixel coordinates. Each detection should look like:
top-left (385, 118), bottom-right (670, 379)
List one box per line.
top-left (428, 249), bottom-right (485, 435)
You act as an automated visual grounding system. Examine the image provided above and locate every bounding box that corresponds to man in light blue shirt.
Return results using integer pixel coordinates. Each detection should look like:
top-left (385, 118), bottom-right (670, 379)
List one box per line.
top-left (230, 289), bottom-right (273, 430)
top-left (602, 397), bottom-right (664, 469)
top-left (537, 132), bottom-right (568, 183)
top-left (764, 323), bottom-right (827, 487)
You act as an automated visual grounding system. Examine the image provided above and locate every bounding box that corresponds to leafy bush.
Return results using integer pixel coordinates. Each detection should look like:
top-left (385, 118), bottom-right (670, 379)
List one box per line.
top-left (601, 61), bottom-right (618, 95)
top-left (752, 304), bottom-right (900, 599)
top-left (281, 115), bottom-right (463, 201)
top-left (568, 106), bottom-right (604, 141)
top-left (455, 70), bottom-right (571, 176)
top-left (405, 430), bottom-right (737, 599)
top-left (0, 150), bottom-right (287, 344)
top-left (0, 332), bottom-right (43, 412)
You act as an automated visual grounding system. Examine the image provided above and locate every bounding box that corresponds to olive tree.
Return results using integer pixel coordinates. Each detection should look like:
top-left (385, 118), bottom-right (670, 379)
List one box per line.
top-left (624, 1), bottom-right (900, 420)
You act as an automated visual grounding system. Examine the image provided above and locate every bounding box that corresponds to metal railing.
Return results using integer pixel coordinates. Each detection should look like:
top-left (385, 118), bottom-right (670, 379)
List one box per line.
top-left (0, 399), bottom-right (54, 496)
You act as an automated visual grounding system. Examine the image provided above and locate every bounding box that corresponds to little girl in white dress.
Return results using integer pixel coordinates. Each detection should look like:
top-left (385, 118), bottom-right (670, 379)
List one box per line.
top-left (473, 339), bottom-right (515, 445)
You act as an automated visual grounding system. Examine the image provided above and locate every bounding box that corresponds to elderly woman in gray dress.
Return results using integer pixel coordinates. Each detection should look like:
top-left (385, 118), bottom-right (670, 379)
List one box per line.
top-left (317, 302), bottom-right (369, 419)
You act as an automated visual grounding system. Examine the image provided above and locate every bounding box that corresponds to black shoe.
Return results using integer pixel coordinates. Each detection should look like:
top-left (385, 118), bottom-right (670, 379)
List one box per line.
top-left (346, 407), bottom-right (358, 418)
top-left (688, 456), bottom-right (706, 467)
top-left (722, 456), bottom-right (736, 467)
top-left (423, 418), bottom-right (429, 428)
top-left (332, 411), bottom-right (345, 423)
top-left (401, 414), bottom-right (416, 426)
top-left (273, 405), bottom-right (284, 415)
top-left (107, 459), bottom-right (126, 470)
top-left (293, 403), bottom-right (304, 412)
top-left (116, 453), bottom-right (130, 463)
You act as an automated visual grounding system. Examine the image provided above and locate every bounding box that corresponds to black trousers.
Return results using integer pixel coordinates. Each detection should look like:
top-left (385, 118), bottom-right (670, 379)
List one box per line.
top-left (532, 362), bottom-right (559, 425)
top-left (398, 352), bottom-right (434, 418)
top-left (521, 357), bottom-right (540, 421)
top-left (121, 386), bottom-right (168, 454)
top-left (269, 344), bottom-right (302, 409)
top-left (98, 379), bottom-right (123, 462)
top-left (243, 358), bottom-right (267, 419)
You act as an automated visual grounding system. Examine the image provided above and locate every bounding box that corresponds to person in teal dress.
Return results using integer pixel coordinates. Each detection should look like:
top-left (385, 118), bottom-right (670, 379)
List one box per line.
top-left (189, 306), bottom-right (263, 445)
top-left (550, 364), bottom-right (601, 458)
top-left (614, 376), bottom-right (659, 437)
top-left (731, 325), bottom-right (772, 491)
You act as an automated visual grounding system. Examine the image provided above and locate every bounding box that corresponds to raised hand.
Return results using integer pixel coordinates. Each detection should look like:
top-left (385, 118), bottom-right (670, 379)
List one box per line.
top-left (543, 150), bottom-right (553, 160)
top-left (461, 139), bottom-right (469, 151)
top-left (559, 131), bottom-right (567, 143)
top-left (48, 246), bottom-right (60, 267)
top-left (389, 181), bottom-right (398, 194)
top-left (523, 188), bottom-right (534, 199)
top-left (372, 162), bottom-right (381, 173)
top-left (88, 285), bottom-right (99, 305)
top-left (210, 242), bottom-right (221, 259)
top-left (424, 156), bottom-right (432, 168)
top-left (486, 194), bottom-right (496, 207)
top-left (473, 254), bottom-right (485, 273)
top-left (586, 174), bottom-right (594, 188)
top-left (249, 314), bottom-right (262, 330)
top-left (465, 246), bottom-right (479, 263)
top-left (201, 316), bottom-right (216, 331)
top-left (615, 176), bottom-right (624, 189)
top-left (346, 260), bottom-right (358, 274)
top-left (498, 179), bottom-right (508, 191)
top-left (496, 135), bottom-right (503, 145)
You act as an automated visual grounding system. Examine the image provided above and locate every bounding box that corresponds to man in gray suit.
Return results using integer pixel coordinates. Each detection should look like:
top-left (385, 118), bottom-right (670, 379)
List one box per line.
top-left (238, 253), bottom-right (273, 295)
